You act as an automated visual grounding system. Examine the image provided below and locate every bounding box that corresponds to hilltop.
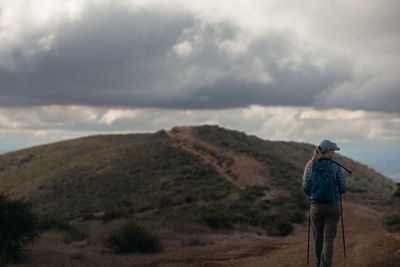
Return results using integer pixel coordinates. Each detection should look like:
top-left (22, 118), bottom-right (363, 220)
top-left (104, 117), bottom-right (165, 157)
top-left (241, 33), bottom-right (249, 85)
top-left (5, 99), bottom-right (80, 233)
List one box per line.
top-left (0, 125), bottom-right (395, 221)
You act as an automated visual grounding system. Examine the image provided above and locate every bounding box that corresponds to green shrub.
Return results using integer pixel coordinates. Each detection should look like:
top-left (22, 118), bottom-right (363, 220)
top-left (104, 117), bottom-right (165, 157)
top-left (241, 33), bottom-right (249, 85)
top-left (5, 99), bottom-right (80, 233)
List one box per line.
top-left (185, 195), bottom-right (196, 203)
top-left (38, 216), bottom-right (71, 232)
top-left (82, 214), bottom-right (96, 221)
top-left (106, 222), bottom-right (163, 254)
top-left (38, 216), bottom-right (88, 244)
top-left (268, 221), bottom-right (293, 236)
top-left (383, 214), bottom-right (400, 233)
top-left (393, 183), bottom-right (400, 198)
top-left (0, 195), bottom-right (40, 264)
top-left (202, 213), bottom-right (233, 230)
top-left (259, 215), bottom-right (293, 236)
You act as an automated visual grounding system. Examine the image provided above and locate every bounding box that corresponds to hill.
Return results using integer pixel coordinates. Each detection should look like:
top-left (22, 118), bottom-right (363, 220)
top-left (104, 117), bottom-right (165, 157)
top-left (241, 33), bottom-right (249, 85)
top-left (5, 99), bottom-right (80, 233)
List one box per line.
top-left (0, 125), bottom-right (396, 224)
top-left (1, 125), bottom-right (399, 266)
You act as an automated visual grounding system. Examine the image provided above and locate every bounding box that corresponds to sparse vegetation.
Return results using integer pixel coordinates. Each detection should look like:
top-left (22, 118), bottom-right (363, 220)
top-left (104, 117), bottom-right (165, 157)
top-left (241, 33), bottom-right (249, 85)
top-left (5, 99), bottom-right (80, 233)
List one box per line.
top-left (106, 222), bottom-right (163, 254)
top-left (187, 237), bottom-right (206, 246)
top-left (348, 186), bottom-right (367, 193)
top-left (38, 216), bottom-right (88, 244)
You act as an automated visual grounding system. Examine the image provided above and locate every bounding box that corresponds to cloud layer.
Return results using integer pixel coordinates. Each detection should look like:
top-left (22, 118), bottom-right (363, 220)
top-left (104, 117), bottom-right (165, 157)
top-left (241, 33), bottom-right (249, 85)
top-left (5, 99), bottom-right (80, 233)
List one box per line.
top-left (1, 0), bottom-right (399, 112)
top-left (1, 105), bottom-right (399, 143)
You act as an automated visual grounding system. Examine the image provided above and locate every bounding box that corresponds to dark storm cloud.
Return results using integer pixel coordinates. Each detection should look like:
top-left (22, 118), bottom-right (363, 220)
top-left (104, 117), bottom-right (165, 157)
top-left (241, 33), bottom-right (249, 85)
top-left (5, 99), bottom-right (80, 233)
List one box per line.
top-left (182, 41), bottom-right (351, 109)
top-left (0, 5), bottom-right (194, 106)
top-left (0, 2), bottom-right (398, 112)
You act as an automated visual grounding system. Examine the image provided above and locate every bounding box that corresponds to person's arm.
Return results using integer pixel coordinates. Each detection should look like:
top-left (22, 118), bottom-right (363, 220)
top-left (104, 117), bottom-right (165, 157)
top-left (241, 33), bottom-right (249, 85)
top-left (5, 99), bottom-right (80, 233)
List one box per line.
top-left (302, 164), bottom-right (312, 195)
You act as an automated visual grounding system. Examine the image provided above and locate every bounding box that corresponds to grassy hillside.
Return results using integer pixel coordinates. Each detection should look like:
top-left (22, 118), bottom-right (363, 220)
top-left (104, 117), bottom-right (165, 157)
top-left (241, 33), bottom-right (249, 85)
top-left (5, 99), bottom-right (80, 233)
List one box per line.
top-left (193, 125), bottom-right (395, 194)
top-left (0, 131), bottom-right (234, 219)
top-left (0, 125), bottom-right (396, 234)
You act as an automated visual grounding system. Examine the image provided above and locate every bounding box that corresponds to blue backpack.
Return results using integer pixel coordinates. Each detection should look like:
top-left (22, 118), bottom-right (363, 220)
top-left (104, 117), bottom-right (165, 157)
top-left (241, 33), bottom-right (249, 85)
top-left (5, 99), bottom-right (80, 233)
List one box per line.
top-left (311, 160), bottom-right (337, 204)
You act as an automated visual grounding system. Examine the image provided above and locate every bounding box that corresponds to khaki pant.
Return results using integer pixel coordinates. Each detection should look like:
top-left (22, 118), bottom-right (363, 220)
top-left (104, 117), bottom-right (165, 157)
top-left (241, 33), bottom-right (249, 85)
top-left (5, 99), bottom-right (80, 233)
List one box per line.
top-left (310, 203), bottom-right (340, 267)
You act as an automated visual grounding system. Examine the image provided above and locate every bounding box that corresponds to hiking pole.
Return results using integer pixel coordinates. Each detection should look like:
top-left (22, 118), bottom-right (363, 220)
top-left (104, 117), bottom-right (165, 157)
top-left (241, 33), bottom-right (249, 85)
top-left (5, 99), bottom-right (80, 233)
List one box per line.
top-left (340, 194), bottom-right (346, 259)
top-left (307, 195), bottom-right (311, 265)
top-left (326, 159), bottom-right (352, 174)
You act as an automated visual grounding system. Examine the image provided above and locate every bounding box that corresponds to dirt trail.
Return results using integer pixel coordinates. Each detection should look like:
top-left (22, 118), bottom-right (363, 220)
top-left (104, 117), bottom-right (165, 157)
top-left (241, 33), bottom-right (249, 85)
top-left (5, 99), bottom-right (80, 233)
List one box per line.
top-left (166, 127), bottom-right (269, 189)
top-left (225, 202), bottom-right (400, 267)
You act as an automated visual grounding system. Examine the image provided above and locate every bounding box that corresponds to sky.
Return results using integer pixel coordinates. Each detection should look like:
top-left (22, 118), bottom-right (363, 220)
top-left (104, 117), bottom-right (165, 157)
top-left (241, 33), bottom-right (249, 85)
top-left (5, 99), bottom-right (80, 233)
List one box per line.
top-left (0, 0), bottom-right (399, 181)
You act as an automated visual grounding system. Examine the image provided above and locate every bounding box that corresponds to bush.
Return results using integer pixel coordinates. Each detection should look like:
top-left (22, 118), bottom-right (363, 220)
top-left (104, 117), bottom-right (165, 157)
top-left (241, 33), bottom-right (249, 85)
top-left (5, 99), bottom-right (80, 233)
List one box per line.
top-left (106, 222), bottom-right (163, 254)
top-left (38, 216), bottom-right (71, 232)
top-left (38, 216), bottom-right (88, 244)
top-left (202, 213), bottom-right (233, 230)
top-left (383, 214), bottom-right (400, 233)
top-left (259, 215), bottom-right (294, 236)
top-left (185, 195), bottom-right (196, 203)
top-left (0, 195), bottom-right (40, 264)
top-left (266, 221), bottom-right (293, 236)
top-left (393, 183), bottom-right (400, 198)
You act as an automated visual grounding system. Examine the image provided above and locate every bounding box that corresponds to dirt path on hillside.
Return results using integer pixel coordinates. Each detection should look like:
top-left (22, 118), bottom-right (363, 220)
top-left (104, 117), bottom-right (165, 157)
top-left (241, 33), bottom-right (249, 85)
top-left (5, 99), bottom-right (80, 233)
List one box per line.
top-left (226, 202), bottom-right (400, 267)
top-left (166, 127), bottom-right (270, 189)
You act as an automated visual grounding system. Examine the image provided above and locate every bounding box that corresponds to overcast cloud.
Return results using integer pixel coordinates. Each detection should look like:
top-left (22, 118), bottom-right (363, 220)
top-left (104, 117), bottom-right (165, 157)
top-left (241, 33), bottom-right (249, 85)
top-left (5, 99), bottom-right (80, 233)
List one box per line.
top-left (1, 0), bottom-right (399, 112)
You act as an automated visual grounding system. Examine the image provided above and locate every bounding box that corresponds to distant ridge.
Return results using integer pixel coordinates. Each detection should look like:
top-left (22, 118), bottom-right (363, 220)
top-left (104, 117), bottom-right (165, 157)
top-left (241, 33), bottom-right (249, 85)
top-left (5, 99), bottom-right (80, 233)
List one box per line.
top-left (0, 125), bottom-right (395, 222)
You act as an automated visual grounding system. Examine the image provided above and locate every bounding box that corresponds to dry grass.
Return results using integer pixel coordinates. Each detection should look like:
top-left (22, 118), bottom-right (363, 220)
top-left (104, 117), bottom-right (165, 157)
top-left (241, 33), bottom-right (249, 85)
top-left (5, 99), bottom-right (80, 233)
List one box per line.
top-left (6, 217), bottom-right (234, 266)
top-left (5, 197), bottom-right (400, 266)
